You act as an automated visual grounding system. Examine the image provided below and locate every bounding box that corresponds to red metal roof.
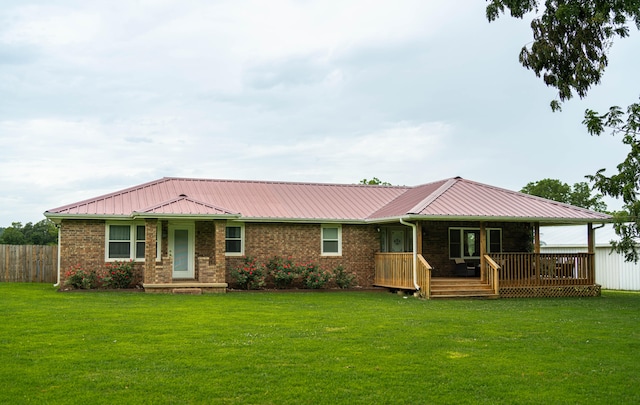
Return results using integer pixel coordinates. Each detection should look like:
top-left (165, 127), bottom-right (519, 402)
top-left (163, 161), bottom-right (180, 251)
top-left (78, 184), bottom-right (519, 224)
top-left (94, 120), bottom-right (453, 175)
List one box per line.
top-left (45, 176), bottom-right (612, 223)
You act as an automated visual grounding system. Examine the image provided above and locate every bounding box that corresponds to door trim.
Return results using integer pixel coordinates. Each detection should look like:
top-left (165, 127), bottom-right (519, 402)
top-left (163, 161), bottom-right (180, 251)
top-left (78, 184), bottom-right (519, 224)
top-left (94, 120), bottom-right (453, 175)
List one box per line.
top-left (168, 222), bottom-right (195, 279)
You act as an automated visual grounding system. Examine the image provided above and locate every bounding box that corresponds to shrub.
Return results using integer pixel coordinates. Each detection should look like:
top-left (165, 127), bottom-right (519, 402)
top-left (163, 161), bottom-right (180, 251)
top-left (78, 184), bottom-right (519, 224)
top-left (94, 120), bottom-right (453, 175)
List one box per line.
top-left (266, 256), bottom-right (299, 288)
top-left (101, 260), bottom-right (134, 289)
top-left (231, 257), bottom-right (265, 290)
top-left (332, 265), bottom-right (356, 289)
top-left (300, 262), bottom-right (331, 289)
top-left (64, 264), bottom-right (97, 289)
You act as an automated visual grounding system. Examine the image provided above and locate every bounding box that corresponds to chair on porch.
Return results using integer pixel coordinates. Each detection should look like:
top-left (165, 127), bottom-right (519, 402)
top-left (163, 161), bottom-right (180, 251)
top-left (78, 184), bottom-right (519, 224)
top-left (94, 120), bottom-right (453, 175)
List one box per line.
top-left (453, 258), bottom-right (476, 277)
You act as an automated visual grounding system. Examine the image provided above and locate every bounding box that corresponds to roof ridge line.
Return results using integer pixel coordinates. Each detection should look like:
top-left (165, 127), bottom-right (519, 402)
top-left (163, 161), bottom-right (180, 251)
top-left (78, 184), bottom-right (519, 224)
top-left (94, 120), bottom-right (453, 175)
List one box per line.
top-left (165, 176), bottom-right (409, 189)
top-left (407, 177), bottom-right (459, 214)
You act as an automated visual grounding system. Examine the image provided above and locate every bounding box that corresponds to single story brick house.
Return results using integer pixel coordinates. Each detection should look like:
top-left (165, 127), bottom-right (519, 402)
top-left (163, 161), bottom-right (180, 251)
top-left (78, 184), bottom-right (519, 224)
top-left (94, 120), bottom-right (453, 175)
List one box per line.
top-left (45, 176), bottom-right (611, 298)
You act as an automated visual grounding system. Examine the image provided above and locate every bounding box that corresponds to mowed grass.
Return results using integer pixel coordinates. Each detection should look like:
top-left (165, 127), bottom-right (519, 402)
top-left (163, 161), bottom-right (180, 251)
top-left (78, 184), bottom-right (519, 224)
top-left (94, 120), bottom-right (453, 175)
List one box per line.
top-left (1, 284), bottom-right (640, 404)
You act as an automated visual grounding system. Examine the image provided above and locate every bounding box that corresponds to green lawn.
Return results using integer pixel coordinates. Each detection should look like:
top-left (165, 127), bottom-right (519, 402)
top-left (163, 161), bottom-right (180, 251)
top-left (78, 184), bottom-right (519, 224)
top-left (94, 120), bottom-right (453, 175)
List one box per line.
top-left (1, 284), bottom-right (639, 404)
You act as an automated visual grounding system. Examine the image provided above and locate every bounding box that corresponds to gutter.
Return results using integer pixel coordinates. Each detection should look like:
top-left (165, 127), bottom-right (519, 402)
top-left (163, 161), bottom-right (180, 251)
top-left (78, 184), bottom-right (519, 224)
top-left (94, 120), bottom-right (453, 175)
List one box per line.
top-left (53, 224), bottom-right (61, 287)
top-left (368, 214), bottom-right (612, 225)
top-left (399, 218), bottom-right (420, 291)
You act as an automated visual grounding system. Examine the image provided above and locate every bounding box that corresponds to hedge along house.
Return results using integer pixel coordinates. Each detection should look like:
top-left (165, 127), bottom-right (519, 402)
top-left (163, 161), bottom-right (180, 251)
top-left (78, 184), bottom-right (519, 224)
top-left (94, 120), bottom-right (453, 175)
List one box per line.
top-left (44, 176), bottom-right (611, 298)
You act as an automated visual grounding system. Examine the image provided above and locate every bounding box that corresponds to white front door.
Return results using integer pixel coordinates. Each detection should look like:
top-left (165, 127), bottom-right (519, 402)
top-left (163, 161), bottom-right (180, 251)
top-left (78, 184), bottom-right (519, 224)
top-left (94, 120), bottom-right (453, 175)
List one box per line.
top-left (169, 223), bottom-right (194, 279)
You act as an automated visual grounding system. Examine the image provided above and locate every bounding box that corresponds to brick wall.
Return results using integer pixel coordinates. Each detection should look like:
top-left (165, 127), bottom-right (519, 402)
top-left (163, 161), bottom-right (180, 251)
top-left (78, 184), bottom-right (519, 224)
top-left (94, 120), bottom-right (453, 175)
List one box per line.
top-left (421, 220), bottom-right (533, 277)
top-left (226, 223), bottom-right (379, 287)
top-left (58, 218), bottom-right (535, 287)
top-left (59, 219), bottom-right (145, 287)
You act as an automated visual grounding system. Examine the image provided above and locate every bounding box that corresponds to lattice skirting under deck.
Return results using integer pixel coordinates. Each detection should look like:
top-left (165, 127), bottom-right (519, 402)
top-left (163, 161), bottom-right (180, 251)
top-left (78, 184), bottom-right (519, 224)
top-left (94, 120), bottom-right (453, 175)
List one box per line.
top-left (499, 284), bottom-right (601, 298)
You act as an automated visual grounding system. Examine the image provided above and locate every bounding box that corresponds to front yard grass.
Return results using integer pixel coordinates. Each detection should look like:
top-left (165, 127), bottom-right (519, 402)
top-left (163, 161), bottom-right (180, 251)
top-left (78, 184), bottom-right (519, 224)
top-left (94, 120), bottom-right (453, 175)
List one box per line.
top-left (1, 284), bottom-right (639, 404)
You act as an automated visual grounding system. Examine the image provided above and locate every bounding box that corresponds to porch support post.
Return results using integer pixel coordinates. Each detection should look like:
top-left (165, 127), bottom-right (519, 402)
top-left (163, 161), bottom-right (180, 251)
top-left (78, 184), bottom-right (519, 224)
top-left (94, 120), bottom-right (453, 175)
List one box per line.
top-left (534, 222), bottom-right (541, 254)
top-left (144, 218), bottom-right (158, 285)
top-left (534, 222), bottom-right (541, 280)
top-left (587, 223), bottom-right (595, 254)
top-left (587, 223), bottom-right (595, 283)
top-left (480, 221), bottom-right (486, 282)
top-left (213, 220), bottom-right (227, 283)
top-left (416, 222), bottom-right (423, 255)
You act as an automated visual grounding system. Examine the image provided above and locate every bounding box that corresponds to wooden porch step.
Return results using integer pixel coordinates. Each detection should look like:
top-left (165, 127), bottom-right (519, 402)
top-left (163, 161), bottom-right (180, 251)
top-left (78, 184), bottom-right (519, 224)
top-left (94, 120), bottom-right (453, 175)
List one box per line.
top-left (429, 277), bottom-right (498, 299)
top-left (431, 293), bottom-right (500, 300)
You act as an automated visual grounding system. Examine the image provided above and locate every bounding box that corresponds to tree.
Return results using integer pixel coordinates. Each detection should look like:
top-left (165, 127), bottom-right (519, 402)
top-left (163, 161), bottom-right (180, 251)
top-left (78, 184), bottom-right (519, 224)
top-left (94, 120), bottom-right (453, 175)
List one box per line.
top-left (486, 1), bottom-right (640, 111)
top-left (359, 177), bottom-right (392, 186)
top-left (0, 224), bottom-right (27, 244)
top-left (0, 220), bottom-right (58, 245)
top-left (487, 1), bottom-right (640, 261)
top-left (584, 103), bottom-right (640, 261)
top-left (521, 178), bottom-right (607, 212)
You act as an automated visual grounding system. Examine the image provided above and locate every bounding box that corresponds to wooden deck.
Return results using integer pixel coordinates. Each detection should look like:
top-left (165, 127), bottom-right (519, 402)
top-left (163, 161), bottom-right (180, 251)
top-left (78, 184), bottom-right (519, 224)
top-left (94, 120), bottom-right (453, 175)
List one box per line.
top-left (374, 252), bottom-right (599, 299)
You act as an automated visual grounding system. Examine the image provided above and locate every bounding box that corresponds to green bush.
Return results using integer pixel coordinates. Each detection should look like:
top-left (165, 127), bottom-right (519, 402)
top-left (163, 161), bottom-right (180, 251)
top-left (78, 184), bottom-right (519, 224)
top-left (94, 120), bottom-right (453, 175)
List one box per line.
top-left (332, 265), bottom-right (356, 288)
top-left (300, 262), bottom-right (331, 289)
top-left (102, 260), bottom-right (135, 289)
top-left (231, 256), bottom-right (265, 290)
top-left (265, 256), bottom-right (300, 288)
top-left (63, 264), bottom-right (97, 289)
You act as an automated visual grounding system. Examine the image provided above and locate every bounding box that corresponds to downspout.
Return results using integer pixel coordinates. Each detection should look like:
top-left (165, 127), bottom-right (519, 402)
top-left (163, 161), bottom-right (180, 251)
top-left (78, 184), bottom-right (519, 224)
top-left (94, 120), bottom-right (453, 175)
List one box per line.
top-left (399, 218), bottom-right (420, 291)
top-left (53, 224), bottom-right (61, 287)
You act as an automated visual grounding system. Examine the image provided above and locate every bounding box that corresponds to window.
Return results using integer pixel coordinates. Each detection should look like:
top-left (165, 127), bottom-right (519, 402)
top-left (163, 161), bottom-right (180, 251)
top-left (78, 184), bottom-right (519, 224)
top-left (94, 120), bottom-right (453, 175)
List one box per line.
top-left (225, 224), bottom-right (244, 256)
top-left (108, 225), bottom-right (131, 259)
top-left (449, 227), bottom-right (502, 258)
top-left (488, 229), bottom-right (502, 253)
top-left (135, 225), bottom-right (145, 259)
top-left (106, 223), bottom-right (159, 261)
top-left (321, 224), bottom-right (342, 256)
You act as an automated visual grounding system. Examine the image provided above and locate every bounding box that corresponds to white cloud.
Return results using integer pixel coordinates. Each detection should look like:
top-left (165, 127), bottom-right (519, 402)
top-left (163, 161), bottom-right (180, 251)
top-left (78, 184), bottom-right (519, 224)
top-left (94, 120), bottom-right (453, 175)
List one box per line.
top-left (0, 0), bottom-right (634, 225)
top-left (1, 6), bottom-right (102, 46)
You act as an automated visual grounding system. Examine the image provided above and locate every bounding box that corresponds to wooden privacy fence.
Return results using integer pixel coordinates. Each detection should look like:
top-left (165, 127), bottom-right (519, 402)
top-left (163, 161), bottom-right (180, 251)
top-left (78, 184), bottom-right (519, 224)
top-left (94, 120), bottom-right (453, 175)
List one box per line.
top-left (0, 244), bottom-right (58, 283)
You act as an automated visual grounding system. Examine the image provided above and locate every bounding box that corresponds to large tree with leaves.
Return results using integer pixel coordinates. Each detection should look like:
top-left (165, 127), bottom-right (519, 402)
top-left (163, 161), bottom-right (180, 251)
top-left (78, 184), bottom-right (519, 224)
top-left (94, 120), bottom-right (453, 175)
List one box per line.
top-left (521, 178), bottom-right (608, 212)
top-left (487, 1), bottom-right (640, 261)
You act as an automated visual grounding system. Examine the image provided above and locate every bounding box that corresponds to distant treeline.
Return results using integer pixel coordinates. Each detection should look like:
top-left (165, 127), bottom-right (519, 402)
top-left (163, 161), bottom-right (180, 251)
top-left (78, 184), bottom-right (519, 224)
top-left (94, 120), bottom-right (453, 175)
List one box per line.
top-left (0, 219), bottom-right (58, 245)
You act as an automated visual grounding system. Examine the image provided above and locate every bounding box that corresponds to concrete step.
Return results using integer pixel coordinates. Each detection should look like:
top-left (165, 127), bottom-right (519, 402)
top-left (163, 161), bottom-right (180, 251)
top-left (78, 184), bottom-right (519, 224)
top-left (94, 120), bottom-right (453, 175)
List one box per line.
top-left (172, 288), bottom-right (202, 295)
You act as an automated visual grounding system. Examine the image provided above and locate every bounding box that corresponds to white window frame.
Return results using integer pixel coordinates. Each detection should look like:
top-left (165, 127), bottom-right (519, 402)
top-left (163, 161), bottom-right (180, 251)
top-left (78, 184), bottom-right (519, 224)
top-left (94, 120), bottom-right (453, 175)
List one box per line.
top-left (225, 223), bottom-right (245, 257)
top-left (321, 224), bottom-right (342, 256)
top-left (105, 222), bottom-right (160, 262)
top-left (448, 227), bottom-right (502, 259)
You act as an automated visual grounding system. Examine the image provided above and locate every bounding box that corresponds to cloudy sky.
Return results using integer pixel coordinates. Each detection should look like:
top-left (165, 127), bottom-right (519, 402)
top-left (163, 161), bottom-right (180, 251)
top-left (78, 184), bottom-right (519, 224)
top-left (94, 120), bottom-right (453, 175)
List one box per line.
top-left (1, 0), bottom-right (638, 226)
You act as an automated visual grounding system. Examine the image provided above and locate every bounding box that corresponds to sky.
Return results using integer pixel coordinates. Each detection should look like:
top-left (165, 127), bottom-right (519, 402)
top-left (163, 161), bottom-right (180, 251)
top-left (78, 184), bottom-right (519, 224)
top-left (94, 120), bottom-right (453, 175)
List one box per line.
top-left (1, 0), bottom-right (638, 227)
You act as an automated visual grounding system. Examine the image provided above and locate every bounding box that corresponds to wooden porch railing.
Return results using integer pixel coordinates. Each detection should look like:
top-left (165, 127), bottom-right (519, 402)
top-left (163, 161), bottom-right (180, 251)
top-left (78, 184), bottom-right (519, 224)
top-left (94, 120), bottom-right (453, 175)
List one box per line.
top-left (483, 254), bottom-right (501, 295)
top-left (374, 252), bottom-right (594, 297)
top-left (490, 253), bottom-right (594, 287)
top-left (374, 253), bottom-right (432, 292)
top-left (417, 254), bottom-right (432, 298)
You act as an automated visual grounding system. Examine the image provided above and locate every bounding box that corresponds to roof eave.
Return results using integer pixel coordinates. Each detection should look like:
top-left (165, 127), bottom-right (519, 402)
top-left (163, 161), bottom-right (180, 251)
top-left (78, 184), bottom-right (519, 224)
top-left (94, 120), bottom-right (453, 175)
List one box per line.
top-left (44, 212), bottom-right (242, 222)
top-left (44, 212), bottom-right (133, 223)
top-left (367, 214), bottom-right (613, 224)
